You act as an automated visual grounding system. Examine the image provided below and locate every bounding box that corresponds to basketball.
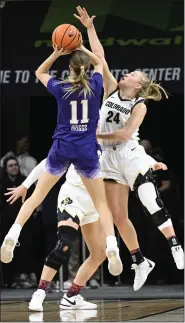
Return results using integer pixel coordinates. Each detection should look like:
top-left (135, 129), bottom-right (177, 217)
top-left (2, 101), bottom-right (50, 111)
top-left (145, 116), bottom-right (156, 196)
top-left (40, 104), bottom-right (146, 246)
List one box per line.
top-left (52, 24), bottom-right (81, 51)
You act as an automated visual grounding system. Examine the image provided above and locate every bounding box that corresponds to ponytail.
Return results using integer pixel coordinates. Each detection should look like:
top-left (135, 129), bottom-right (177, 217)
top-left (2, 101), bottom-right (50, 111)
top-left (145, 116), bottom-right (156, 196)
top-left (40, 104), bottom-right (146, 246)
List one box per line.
top-left (61, 50), bottom-right (93, 99)
top-left (139, 73), bottom-right (169, 101)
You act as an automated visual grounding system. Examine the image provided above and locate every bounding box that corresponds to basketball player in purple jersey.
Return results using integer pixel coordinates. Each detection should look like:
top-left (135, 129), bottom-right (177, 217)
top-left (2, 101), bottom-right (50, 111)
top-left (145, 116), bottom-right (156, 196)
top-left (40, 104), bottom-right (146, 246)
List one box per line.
top-left (1, 41), bottom-right (122, 276)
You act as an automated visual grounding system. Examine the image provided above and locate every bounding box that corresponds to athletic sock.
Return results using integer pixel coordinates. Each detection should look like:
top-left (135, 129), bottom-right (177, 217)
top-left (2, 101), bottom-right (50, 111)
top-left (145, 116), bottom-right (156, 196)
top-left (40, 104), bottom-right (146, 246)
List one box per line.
top-left (167, 235), bottom-right (181, 249)
top-left (38, 279), bottom-right (50, 291)
top-left (67, 282), bottom-right (83, 298)
top-left (130, 248), bottom-right (145, 265)
top-left (106, 235), bottom-right (117, 250)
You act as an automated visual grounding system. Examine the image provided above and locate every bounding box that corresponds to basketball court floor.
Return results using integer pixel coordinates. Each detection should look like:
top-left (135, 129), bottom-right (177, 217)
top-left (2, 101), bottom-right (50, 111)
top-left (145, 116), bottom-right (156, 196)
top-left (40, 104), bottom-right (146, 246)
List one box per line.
top-left (1, 285), bottom-right (184, 322)
top-left (1, 299), bottom-right (184, 322)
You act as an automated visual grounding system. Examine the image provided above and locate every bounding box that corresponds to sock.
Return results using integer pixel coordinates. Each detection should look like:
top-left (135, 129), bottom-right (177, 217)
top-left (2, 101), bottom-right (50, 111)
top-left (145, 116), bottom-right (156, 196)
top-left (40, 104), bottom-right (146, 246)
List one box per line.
top-left (130, 248), bottom-right (144, 265)
top-left (38, 279), bottom-right (50, 291)
top-left (10, 223), bottom-right (22, 235)
top-left (106, 235), bottom-right (117, 248)
top-left (67, 282), bottom-right (83, 298)
top-left (167, 236), bottom-right (180, 249)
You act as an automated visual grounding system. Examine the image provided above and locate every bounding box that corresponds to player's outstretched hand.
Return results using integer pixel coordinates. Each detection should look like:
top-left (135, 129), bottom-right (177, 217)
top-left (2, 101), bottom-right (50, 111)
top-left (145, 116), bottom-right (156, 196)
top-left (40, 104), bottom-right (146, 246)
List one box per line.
top-left (74, 6), bottom-right (95, 28)
top-left (53, 44), bottom-right (72, 57)
top-left (4, 185), bottom-right (27, 204)
top-left (152, 162), bottom-right (168, 171)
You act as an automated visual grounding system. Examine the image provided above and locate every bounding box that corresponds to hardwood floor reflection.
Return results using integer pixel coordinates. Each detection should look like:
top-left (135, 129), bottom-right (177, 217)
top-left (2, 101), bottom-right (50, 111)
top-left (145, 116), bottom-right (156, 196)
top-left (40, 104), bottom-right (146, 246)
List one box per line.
top-left (1, 299), bottom-right (183, 322)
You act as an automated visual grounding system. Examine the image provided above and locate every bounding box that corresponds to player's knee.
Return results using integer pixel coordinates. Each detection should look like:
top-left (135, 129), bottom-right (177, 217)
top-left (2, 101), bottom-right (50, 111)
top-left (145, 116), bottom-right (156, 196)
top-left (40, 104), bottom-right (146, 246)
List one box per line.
top-left (89, 249), bottom-right (106, 266)
top-left (138, 182), bottom-right (161, 214)
top-left (98, 249), bottom-right (106, 264)
top-left (134, 171), bottom-right (171, 228)
top-left (45, 225), bottom-right (78, 271)
top-left (113, 209), bottom-right (128, 227)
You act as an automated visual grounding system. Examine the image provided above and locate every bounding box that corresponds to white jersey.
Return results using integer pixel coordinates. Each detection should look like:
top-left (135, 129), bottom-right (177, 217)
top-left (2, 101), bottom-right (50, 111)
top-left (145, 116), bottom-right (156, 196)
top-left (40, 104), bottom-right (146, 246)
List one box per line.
top-left (65, 164), bottom-right (85, 189)
top-left (100, 90), bottom-right (145, 146)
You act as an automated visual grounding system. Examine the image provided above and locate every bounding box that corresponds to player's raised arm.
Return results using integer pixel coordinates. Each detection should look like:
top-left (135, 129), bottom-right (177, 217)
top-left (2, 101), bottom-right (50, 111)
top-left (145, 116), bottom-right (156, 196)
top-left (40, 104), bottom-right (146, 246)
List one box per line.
top-left (79, 44), bottom-right (103, 75)
top-left (74, 6), bottom-right (117, 98)
top-left (35, 46), bottom-right (71, 87)
top-left (74, 6), bottom-right (104, 56)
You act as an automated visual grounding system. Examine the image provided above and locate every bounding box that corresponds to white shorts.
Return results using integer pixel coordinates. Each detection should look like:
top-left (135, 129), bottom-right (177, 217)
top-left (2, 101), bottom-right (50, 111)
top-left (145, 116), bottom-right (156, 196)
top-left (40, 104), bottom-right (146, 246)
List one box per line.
top-left (57, 183), bottom-right (99, 226)
top-left (101, 140), bottom-right (153, 190)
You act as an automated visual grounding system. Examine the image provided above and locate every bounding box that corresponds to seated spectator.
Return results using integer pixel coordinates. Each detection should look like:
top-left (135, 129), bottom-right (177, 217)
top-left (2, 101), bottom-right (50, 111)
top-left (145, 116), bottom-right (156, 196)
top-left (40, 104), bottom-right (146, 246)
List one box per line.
top-left (0, 166), bottom-right (4, 208)
top-left (1, 136), bottom-right (37, 176)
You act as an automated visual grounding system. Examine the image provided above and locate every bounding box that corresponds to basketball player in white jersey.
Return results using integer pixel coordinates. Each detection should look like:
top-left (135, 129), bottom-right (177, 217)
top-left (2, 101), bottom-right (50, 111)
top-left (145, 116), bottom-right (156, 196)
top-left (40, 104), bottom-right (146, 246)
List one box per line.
top-left (75, 6), bottom-right (184, 290)
top-left (5, 155), bottom-right (166, 311)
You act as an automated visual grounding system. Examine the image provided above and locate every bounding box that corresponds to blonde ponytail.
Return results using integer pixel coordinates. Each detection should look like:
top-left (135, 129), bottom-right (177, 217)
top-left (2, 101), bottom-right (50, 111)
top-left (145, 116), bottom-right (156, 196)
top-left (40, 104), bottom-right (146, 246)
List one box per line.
top-left (61, 51), bottom-right (93, 99)
top-left (138, 73), bottom-right (169, 101)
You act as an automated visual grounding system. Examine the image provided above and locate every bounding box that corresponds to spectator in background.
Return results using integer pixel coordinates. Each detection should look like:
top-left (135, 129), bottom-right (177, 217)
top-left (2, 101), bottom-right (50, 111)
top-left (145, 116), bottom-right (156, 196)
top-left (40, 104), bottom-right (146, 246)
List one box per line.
top-left (1, 157), bottom-right (37, 288)
top-left (0, 166), bottom-right (5, 209)
top-left (139, 139), bottom-right (152, 155)
top-left (1, 136), bottom-right (37, 176)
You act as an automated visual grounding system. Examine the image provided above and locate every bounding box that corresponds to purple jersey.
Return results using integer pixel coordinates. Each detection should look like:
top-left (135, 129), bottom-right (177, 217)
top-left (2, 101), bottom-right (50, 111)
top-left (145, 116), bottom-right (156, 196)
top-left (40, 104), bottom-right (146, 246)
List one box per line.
top-left (47, 73), bottom-right (102, 144)
top-left (46, 72), bottom-right (103, 178)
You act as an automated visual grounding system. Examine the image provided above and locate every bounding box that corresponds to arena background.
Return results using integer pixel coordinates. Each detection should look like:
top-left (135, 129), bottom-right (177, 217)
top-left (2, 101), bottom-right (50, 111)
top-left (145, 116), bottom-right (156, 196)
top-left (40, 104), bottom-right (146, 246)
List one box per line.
top-left (1, 0), bottom-right (183, 191)
top-left (0, 0), bottom-right (184, 322)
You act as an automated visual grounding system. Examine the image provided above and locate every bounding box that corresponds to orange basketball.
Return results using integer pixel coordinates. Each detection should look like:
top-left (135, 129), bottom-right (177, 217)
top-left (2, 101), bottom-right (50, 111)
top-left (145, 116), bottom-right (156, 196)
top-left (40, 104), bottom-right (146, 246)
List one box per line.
top-left (52, 24), bottom-right (81, 51)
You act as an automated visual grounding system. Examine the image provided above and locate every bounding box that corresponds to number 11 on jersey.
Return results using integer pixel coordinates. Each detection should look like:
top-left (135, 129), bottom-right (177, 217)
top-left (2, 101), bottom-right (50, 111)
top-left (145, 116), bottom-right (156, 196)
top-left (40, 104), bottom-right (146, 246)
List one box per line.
top-left (70, 100), bottom-right (89, 124)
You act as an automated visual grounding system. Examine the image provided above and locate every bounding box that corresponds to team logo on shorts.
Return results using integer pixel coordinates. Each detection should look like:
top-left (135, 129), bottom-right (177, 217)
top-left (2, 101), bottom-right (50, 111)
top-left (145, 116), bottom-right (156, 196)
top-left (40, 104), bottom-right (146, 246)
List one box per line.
top-left (61, 197), bottom-right (73, 206)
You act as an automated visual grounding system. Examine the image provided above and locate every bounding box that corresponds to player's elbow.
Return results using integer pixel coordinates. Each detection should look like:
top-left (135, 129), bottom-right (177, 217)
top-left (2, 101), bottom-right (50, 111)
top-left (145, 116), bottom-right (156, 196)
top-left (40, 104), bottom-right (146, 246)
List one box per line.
top-left (94, 51), bottom-right (105, 61)
top-left (35, 69), bottom-right (40, 78)
top-left (35, 70), bottom-right (43, 81)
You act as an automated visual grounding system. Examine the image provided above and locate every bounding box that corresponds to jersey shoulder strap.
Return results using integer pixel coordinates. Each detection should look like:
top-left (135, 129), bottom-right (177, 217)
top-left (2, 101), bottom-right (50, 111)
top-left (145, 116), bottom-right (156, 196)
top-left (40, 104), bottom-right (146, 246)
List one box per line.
top-left (106, 87), bottom-right (119, 99)
top-left (131, 97), bottom-right (145, 112)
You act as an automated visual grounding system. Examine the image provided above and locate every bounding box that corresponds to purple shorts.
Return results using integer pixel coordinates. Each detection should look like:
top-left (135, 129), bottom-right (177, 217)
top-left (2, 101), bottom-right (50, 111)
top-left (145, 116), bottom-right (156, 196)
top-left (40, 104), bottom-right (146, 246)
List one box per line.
top-left (45, 139), bottom-right (101, 179)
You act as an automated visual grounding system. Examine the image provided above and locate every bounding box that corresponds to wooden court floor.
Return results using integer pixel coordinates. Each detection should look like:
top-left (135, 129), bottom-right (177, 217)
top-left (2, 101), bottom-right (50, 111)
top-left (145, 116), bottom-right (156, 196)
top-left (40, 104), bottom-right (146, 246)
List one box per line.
top-left (1, 299), bottom-right (184, 322)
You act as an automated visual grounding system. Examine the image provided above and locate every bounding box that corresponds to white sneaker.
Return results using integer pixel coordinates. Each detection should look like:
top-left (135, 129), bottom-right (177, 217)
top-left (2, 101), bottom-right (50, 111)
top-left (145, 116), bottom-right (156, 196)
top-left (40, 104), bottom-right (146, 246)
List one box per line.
top-left (29, 289), bottom-right (46, 312)
top-left (1, 227), bottom-right (20, 263)
top-left (172, 246), bottom-right (184, 270)
top-left (60, 309), bottom-right (97, 322)
top-left (60, 293), bottom-right (97, 310)
top-left (132, 257), bottom-right (155, 291)
top-left (106, 246), bottom-right (123, 276)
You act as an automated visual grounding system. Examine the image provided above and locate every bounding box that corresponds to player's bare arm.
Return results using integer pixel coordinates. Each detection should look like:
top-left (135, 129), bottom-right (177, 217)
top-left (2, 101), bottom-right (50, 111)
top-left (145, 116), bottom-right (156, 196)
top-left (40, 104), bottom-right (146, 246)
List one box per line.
top-left (97, 103), bottom-right (147, 141)
top-left (35, 46), bottom-right (70, 87)
top-left (74, 6), bottom-right (103, 56)
top-left (79, 45), bottom-right (103, 75)
top-left (74, 6), bottom-right (117, 98)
